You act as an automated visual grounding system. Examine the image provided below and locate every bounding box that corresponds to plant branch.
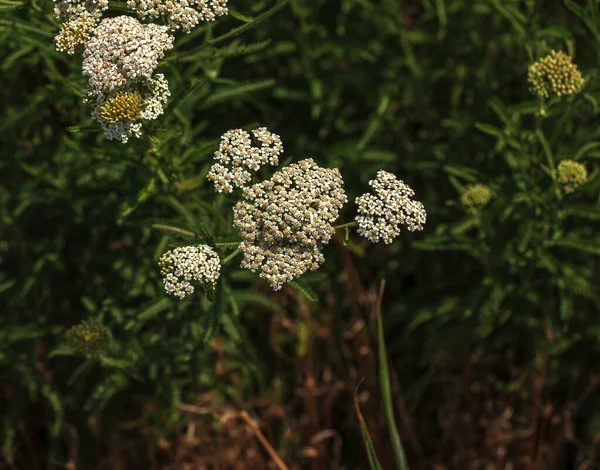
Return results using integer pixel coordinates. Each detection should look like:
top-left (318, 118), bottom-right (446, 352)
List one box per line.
top-left (334, 221), bottom-right (358, 230)
top-left (151, 224), bottom-right (199, 238)
top-left (239, 411), bottom-right (290, 470)
top-left (221, 248), bottom-right (240, 265)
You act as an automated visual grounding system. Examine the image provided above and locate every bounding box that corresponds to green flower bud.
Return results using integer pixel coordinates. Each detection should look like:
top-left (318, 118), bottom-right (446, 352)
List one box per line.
top-left (528, 50), bottom-right (584, 99)
top-left (555, 159), bottom-right (587, 194)
top-left (461, 184), bottom-right (492, 212)
top-left (65, 319), bottom-right (112, 357)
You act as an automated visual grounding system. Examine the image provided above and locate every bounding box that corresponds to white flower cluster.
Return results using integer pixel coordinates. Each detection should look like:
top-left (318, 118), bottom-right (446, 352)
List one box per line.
top-left (233, 158), bottom-right (347, 290)
top-left (78, 16), bottom-right (174, 142)
top-left (208, 128), bottom-right (284, 193)
top-left (82, 16), bottom-right (174, 95)
top-left (127, 0), bottom-right (228, 33)
top-left (355, 170), bottom-right (426, 244)
top-left (54, 0), bottom-right (107, 19)
top-left (158, 245), bottom-right (221, 299)
top-left (53, 0), bottom-right (228, 142)
top-left (86, 74), bottom-right (171, 143)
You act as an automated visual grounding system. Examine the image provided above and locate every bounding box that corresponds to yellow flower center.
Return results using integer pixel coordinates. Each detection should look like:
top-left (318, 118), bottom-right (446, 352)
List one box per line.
top-left (100, 92), bottom-right (145, 124)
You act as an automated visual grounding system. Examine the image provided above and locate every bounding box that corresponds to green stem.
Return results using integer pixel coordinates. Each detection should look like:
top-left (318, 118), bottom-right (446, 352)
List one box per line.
top-left (221, 248), bottom-right (240, 265)
top-left (334, 221), bottom-right (358, 230)
top-left (151, 224), bottom-right (199, 238)
top-left (376, 281), bottom-right (410, 470)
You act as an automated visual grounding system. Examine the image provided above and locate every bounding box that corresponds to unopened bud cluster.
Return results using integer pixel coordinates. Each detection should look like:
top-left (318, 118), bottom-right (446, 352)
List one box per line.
top-left (355, 171), bottom-right (426, 244)
top-left (65, 318), bottom-right (112, 357)
top-left (461, 184), bottom-right (492, 212)
top-left (53, 0), bottom-right (228, 141)
top-left (233, 158), bottom-right (347, 290)
top-left (528, 50), bottom-right (584, 99)
top-left (208, 128), bottom-right (283, 193)
top-left (555, 159), bottom-right (588, 194)
top-left (127, 0), bottom-right (228, 33)
top-left (158, 245), bottom-right (221, 298)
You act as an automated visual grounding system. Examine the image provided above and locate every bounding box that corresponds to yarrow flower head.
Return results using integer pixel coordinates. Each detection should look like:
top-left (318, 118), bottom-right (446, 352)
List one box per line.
top-left (528, 50), bottom-right (584, 99)
top-left (65, 319), bottom-right (112, 357)
top-left (82, 16), bottom-right (174, 96)
top-left (208, 128), bottom-right (284, 193)
top-left (158, 245), bottom-right (221, 299)
top-left (461, 184), bottom-right (492, 212)
top-left (54, 11), bottom-right (98, 54)
top-left (233, 158), bottom-right (347, 290)
top-left (555, 159), bottom-right (588, 194)
top-left (87, 74), bottom-right (170, 142)
top-left (355, 170), bottom-right (426, 244)
top-left (100, 91), bottom-right (145, 124)
top-left (127, 0), bottom-right (228, 33)
top-left (53, 0), bottom-right (107, 19)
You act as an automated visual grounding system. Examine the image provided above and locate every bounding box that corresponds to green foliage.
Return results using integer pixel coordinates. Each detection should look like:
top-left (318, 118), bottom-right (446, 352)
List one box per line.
top-left (4, 0), bottom-right (600, 468)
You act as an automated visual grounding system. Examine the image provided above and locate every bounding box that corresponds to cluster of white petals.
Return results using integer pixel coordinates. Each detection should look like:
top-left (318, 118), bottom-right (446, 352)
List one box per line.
top-left (82, 16), bottom-right (174, 96)
top-left (355, 170), bottom-right (426, 244)
top-left (53, 0), bottom-right (107, 19)
top-left (87, 74), bottom-right (171, 143)
top-left (54, 0), bottom-right (229, 143)
top-left (74, 16), bottom-right (175, 141)
top-left (208, 128), bottom-right (283, 193)
top-left (158, 246), bottom-right (221, 299)
top-left (127, 0), bottom-right (228, 32)
top-left (233, 158), bottom-right (347, 290)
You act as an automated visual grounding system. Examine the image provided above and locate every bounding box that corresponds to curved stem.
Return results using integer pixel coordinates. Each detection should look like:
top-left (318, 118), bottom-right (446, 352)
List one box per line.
top-left (151, 224), bottom-right (199, 238)
top-left (221, 248), bottom-right (241, 265)
top-left (333, 221), bottom-right (358, 230)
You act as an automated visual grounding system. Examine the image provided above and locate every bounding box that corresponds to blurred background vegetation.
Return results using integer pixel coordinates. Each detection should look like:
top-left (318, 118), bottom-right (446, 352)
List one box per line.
top-left (3, 0), bottom-right (600, 468)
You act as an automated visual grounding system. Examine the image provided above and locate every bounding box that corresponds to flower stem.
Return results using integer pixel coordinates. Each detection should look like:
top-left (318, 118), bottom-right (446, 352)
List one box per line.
top-left (221, 248), bottom-right (241, 265)
top-left (151, 224), bottom-right (199, 238)
top-left (333, 221), bottom-right (358, 230)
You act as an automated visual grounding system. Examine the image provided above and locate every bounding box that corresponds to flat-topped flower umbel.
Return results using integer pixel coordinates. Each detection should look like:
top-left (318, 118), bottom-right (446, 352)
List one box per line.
top-left (158, 245), bottom-right (221, 299)
top-left (555, 159), bottom-right (588, 194)
top-left (233, 158), bottom-right (347, 290)
top-left (355, 170), bottom-right (426, 244)
top-left (461, 183), bottom-right (492, 213)
top-left (127, 0), bottom-right (228, 33)
top-left (66, 318), bottom-right (112, 357)
top-left (528, 50), bottom-right (584, 99)
top-left (208, 128), bottom-right (283, 193)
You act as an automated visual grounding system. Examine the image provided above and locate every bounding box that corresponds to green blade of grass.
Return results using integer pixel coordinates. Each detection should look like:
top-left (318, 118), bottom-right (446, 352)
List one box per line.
top-left (354, 381), bottom-right (385, 470)
top-left (376, 280), bottom-right (410, 470)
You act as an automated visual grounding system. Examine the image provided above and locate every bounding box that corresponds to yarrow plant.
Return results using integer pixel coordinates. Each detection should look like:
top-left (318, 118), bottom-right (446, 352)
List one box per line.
top-left (207, 127), bottom-right (283, 193)
top-left (555, 159), bottom-right (588, 194)
top-left (461, 183), bottom-right (492, 213)
top-left (65, 318), bottom-right (112, 357)
top-left (159, 129), bottom-right (427, 296)
top-left (52, 0), bottom-right (229, 141)
top-left (528, 50), bottom-right (584, 99)
top-left (233, 158), bottom-right (347, 290)
top-left (158, 245), bottom-right (221, 298)
top-left (355, 170), bottom-right (426, 244)
top-left (127, 0), bottom-right (228, 32)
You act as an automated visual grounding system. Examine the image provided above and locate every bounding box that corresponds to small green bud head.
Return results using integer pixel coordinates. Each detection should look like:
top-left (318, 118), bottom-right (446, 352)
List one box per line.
top-left (528, 50), bottom-right (584, 99)
top-left (461, 184), bottom-right (492, 211)
top-left (555, 159), bottom-right (587, 194)
top-left (100, 92), bottom-right (146, 124)
top-left (65, 319), bottom-right (111, 357)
